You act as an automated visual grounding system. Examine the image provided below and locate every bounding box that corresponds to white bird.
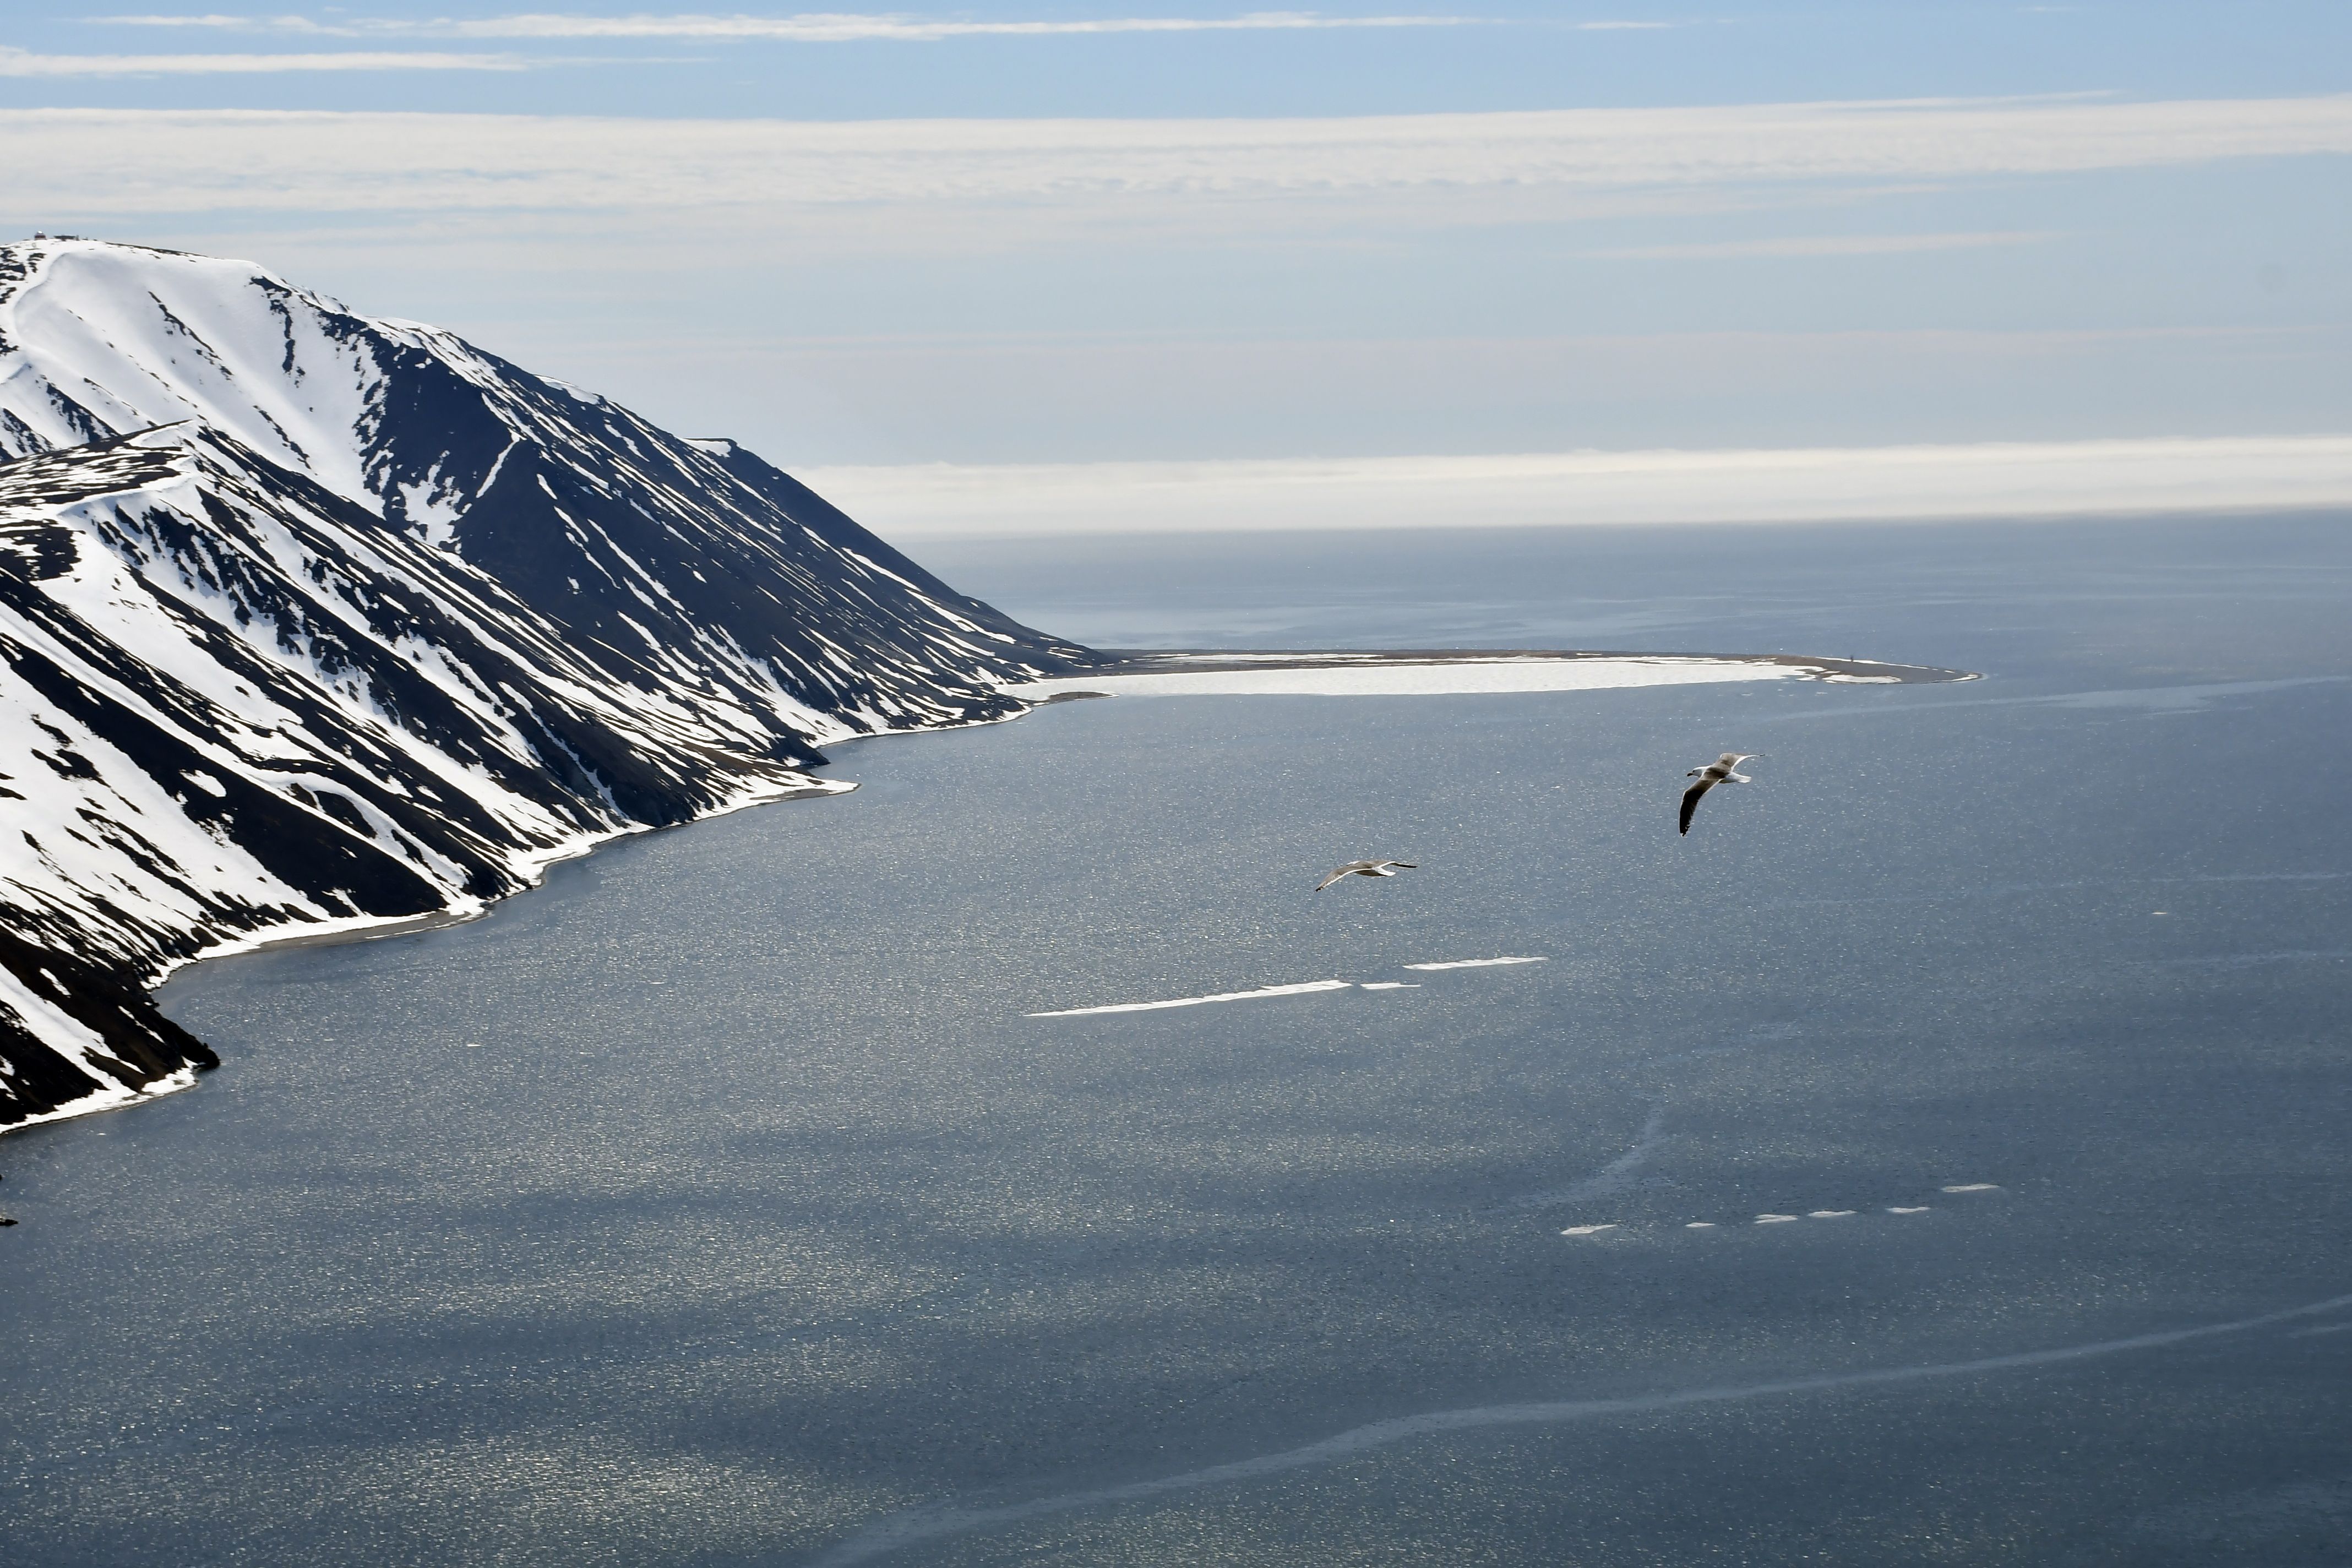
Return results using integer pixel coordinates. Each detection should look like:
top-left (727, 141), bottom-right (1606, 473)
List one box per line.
top-left (1316, 859), bottom-right (1417, 892)
top-left (1680, 753), bottom-right (1757, 835)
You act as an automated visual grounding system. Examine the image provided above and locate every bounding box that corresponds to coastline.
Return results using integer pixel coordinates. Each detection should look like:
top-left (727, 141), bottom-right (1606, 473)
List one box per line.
top-left (3, 776), bottom-right (876, 1136)
top-left (1011, 647), bottom-right (1978, 701)
top-left (8, 644), bottom-right (1973, 1140)
top-left (4, 704), bottom-right (1072, 1139)
top-left (169, 781), bottom-right (858, 967)
top-left (1086, 649), bottom-right (1974, 682)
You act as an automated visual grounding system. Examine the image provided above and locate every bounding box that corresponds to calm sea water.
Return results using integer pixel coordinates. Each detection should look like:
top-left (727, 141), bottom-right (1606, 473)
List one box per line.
top-left (6, 518), bottom-right (2351, 1565)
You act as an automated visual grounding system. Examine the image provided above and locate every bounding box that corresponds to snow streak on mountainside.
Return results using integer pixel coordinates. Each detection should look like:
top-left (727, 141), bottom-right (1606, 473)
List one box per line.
top-left (0, 239), bottom-right (1095, 1132)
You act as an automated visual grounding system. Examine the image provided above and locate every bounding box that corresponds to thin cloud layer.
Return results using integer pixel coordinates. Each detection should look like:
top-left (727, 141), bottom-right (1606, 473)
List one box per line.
top-left (96, 11), bottom-right (1502, 41)
top-left (1588, 230), bottom-right (2056, 259)
top-left (6, 94), bottom-right (2350, 217)
top-left (0, 45), bottom-right (523, 75)
top-left (800, 437), bottom-right (2352, 538)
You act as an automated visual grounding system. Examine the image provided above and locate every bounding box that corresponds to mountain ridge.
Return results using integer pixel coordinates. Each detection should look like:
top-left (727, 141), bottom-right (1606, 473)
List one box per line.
top-left (0, 239), bottom-right (1095, 1133)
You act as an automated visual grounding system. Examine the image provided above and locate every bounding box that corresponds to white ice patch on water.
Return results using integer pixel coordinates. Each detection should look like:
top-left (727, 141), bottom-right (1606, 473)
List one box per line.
top-left (1888, 1206), bottom-right (1932, 1214)
top-left (1754, 1213), bottom-right (1800, 1224)
top-left (1402, 956), bottom-right (1547, 971)
top-left (1357, 982), bottom-right (1420, 990)
top-left (1006, 656), bottom-right (1807, 700)
top-left (1809, 1210), bottom-right (1856, 1218)
top-left (1559, 1224), bottom-right (1617, 1237)
top-left (1028, 979), bottom-right (1352, 1018)
top-left (1941, 1183), bottom-right (2002, 1193)
top-left (1685, 1222), bottom-right (1717, 1229)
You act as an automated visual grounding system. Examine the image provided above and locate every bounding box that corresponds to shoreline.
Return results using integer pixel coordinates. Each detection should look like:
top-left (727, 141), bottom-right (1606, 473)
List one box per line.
top-left (1016, 647), bottom-right (1979, 702)
top-left (189, 782), bottom-right (857, 967)
top-left (8, 643), bottom-right (1965, 1140)
top-left (146, 643), bottom-right (1967, 983)
top-left (3, 776), bottom-right (881, 1137)
top-left (1085, 649), bottom-right (1976, 682)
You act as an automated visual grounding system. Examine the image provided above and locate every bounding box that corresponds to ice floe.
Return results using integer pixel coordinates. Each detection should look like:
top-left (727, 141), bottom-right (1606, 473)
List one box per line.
top-left (1027, 979), bottom-right (1353, 1017)
top-left (1572, 1190), bottom-right (1991, 1237)
top-left (1030, 955), bottom-right (1549, 1016)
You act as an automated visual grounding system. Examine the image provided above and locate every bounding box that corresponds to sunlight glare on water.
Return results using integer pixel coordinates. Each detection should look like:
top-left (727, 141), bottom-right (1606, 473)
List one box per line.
top-left (4, 518), bottom-right (2351, 1565)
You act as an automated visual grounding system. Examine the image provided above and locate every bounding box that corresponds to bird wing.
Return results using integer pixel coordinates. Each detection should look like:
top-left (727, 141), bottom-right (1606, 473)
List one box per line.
top-left (1680, 777), bottom-right (1714, 835)
top-left (1387, 862), bottom-right (1417, 869)
top-left (1315, 868), bottom-right (1350, 891)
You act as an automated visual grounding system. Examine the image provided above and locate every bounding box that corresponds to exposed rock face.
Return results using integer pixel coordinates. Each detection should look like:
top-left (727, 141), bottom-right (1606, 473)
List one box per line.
top-left (0, 239), bottom-right (1092, 1131)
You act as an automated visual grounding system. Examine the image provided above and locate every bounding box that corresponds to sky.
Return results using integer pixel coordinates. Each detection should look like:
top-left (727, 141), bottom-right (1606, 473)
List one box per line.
top-left (2, 2), bottom-right (2349, 532)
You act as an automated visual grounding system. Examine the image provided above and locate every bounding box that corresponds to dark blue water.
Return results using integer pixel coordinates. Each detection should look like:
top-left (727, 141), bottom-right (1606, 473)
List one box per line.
top-left (6, 518), bottom-right (2350, 1565)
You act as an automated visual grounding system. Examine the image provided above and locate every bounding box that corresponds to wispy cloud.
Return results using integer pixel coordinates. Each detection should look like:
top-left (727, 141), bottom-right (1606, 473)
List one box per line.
top-left (798, 437), bottom-right (2352, 538)
top-left (87, 11), bottom-right (259, 23)
top-left (96, 10), bottom-right (1504, 42)
top-left (1587, 230), bottom-right (2059, 259)
top-left (0, 45), bottom-right (522, 75)
top-left (4, 95), bottom-right (2346, 220)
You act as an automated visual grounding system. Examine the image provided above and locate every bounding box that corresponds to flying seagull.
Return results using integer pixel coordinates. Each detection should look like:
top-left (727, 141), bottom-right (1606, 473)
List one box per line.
top-left (1316, 859), bottom-right (1417, 892)
top-left (1680, 753), bottom-right (1757, 836)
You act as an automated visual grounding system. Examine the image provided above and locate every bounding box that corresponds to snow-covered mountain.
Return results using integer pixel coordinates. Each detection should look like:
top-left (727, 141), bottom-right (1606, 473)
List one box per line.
top-left (0, 238), bottom-right (1094, 1133)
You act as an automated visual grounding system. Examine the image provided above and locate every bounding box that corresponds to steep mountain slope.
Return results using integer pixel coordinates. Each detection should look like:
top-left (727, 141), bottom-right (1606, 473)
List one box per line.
top-left (0, 240), bottom-right (1093, 1133)
top-left (0, 239), bottom-right (1087, 736)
